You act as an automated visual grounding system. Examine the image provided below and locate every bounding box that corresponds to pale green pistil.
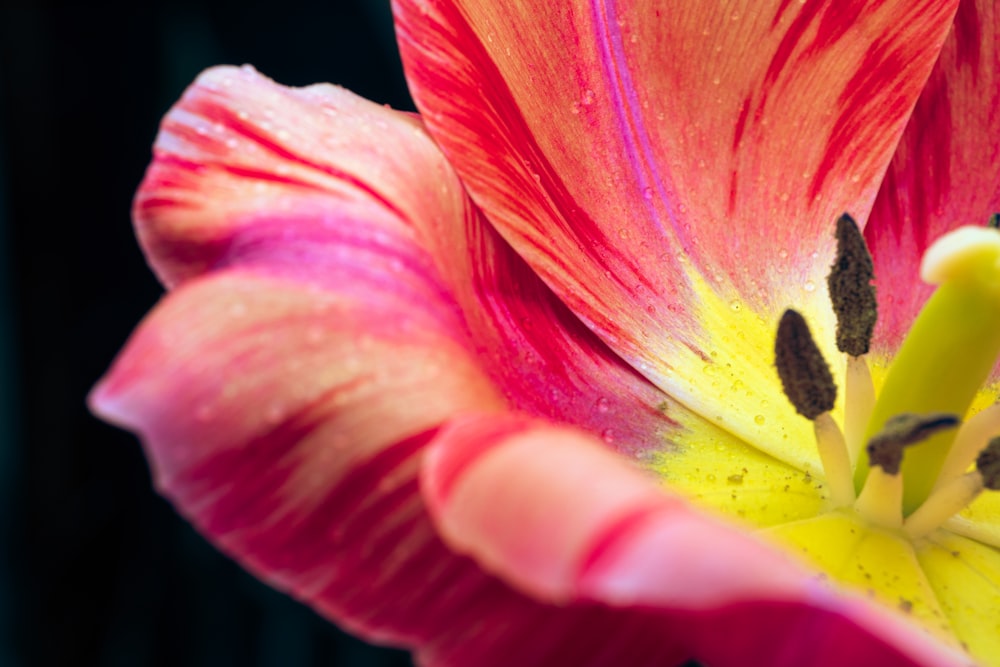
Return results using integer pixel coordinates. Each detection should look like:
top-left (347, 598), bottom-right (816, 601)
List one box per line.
top-left (856, 225), bottom-right (1000, 514)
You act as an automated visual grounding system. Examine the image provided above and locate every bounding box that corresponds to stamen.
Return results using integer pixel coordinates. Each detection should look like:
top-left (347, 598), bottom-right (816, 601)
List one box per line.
top-left (825, 215), bottom-right (876, 466)
top-left (844, 355), bottom-right (876, 465)
top-left (775, 310), bottom-right (853, 505)
top-left (814, 413), bottom-right (856, 506)
top-left (827, 213), bottom-right (877, 356)
top-left (904, 438), bottom-right (1000, 538)
top-left (867, 413), bottom-right (960, 475)
top-left (988, 213), bottom-right (1000, 229)
top-left (775, 310), bottom-right (836, 420)
top-left (933, 403), bottom-right (1000, 489)
top-left (854, 465), bottom-right (906, 528)
top-left (855, 413), bottom-right (959, 528)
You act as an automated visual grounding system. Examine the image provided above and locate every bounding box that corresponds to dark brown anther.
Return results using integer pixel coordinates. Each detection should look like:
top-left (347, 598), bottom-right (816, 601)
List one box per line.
top-left (827, 213), bottom-right (877, 356)
top-left (866, 413), bottom-right (960, 475)
top-left (976, 437), bottom-right (1000, 490)
top-left (775, 309), bottom-right (836, 420)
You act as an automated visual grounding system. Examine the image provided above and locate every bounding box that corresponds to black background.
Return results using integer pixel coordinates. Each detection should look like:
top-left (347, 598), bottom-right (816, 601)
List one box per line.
top-left (1, 3), bottom-right (417, 665)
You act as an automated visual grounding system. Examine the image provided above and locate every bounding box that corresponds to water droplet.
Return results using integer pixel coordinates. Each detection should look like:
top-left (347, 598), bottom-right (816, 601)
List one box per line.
top-left (706, 473), bottom-right (717, 482)
top-left (570, 102), bottom-right (581, 115)
top-left (642, 187), bottom-right (653, 200)
top-left (601, 429), bottom-right (615, 443)
top-left (582, 89), bottom-right (596, 105)
top-left (754, 414), bottom-right (766, 425)
top-left (728, 299), bottom-right (741, 312)
top-left (777, 249), bottom-right (788, 259)
top-left (595, 397), bottom-right (610, 413)
top-left (803, 280), bottom-right (816, 292)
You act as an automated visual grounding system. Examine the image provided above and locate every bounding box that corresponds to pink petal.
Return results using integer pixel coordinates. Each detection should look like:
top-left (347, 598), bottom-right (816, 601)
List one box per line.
top-left (94, 65), bottom-right (689, 661)
top-left (866, 0), bottom-right (1000, 353)
top-left (393, 0), bottom-right (961, 462)
top-left (90, 270), bottom-right (505, 641)
top-left (422, 412), bottom-right (972, 666)
top-left (90, 273), bottom-right (689, 666)
top-left (132, 64), bottom-right (669, 449)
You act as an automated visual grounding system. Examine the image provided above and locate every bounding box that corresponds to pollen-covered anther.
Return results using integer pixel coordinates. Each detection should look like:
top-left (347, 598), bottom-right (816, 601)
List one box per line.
top-left (977, 437), bottom-right (1000, 490)
top-left (904, 437), bottom-right (1000, 538)
top-left (827, 213), bottom-right (877, 356)
top-left (775, 309), bottom-right (836, 419)
top-left (855, 413), bottom-right (960, 528)
top-left (775, 309), bottom-right (854, 505)
top-left (866, 413), bottom-right (961, 475)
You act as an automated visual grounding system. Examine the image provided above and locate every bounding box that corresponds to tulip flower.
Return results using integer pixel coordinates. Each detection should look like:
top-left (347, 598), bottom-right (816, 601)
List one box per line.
top-left (91, 0), bottom-right (1000, 665)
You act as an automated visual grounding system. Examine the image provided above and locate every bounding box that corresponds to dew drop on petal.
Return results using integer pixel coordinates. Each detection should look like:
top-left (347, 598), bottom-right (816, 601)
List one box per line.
top-left (754, 414), bottom-right (766, 425)
top-left (601, 428), bottom-right (615, 444)
top-left (803, 280), bottom-right (816, 292)
top-left (596, 397), bottom-right (610, 413)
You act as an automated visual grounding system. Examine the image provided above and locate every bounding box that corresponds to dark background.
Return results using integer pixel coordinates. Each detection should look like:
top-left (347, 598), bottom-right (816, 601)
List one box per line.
top-left (1, 3), bottom-right (417, 665)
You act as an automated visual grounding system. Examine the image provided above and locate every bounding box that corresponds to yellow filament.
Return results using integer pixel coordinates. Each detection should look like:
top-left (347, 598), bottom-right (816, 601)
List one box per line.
top-left (814, 412), bottom-right (855, 506)
top-left (905, 473), bottom-right (984, 539)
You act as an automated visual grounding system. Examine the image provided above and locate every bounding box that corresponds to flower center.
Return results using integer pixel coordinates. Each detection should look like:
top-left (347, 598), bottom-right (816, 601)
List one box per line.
top-left (776, 216), bottom-right (1000, 535)
top-left (651, 215), bottom-right (1000, 660)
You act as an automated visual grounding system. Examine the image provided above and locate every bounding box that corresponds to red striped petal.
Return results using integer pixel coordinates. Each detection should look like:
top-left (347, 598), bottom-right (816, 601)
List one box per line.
top-left (394, 0), bottom-right (960, 463)
top-left (866, 0), bottom-right (1000, 354)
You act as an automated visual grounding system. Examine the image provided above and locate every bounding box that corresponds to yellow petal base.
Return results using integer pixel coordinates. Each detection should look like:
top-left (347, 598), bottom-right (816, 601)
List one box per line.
top-left (658, 382), bottom-right (1000, 666)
